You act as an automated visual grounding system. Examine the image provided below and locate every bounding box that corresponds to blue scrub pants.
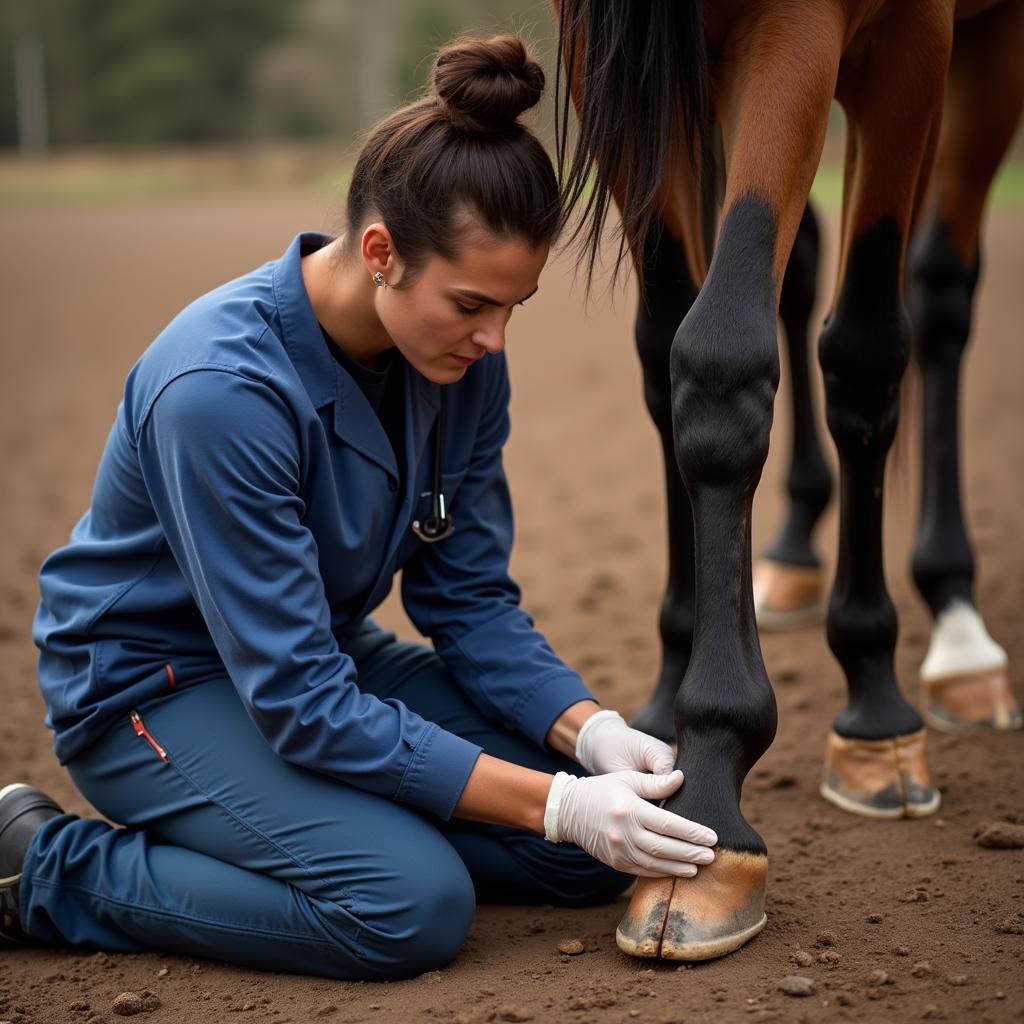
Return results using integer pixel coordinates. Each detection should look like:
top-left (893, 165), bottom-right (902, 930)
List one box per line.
top-left (20, 626), bottom-right (630, 979)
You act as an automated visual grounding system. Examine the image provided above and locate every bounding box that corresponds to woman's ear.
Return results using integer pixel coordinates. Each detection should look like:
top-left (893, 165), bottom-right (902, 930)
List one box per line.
top-left (361, 222), bottom-right (403, 286)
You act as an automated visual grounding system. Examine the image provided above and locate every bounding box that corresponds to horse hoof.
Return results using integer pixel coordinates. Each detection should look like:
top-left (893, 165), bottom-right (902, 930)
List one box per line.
top-left (616, 850), bottom-right (768, 961)
top-left (921, 665), bottom-right (1022, 732)
top-left (820, 729), bottom-right (941, 819)
top-left (752, 559), bottom-right (826, 632)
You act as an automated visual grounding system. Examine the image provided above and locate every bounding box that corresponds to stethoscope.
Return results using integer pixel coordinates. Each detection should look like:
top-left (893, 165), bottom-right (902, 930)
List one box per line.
top-left (410, 386), bottom-right (455, 543)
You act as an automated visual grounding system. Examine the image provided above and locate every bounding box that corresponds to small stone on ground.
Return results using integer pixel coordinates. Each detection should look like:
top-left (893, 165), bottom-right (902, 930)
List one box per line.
top-left (778, 976), bottom-right (814, 997)
top-left (557, 938), bottom-right (584, 955)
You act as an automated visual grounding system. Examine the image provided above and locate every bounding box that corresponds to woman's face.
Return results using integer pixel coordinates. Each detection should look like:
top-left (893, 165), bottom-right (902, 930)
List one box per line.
top-left (372, 223), bottom-right (549, 384)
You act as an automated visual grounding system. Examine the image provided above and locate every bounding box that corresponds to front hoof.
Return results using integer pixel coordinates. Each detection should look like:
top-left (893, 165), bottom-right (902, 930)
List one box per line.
top-left (821, 729), bottom-right (941, 819)
top-left (921, 665), bottom-right (1022, 732)
top-left (616, 851), bottom-right (767, 962)
top-left (752, 559), bottom-right (826, 632)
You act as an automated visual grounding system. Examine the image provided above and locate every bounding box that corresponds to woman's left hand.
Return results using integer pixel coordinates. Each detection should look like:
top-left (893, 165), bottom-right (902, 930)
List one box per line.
top-left (574, 709), bottom-right (676, 776)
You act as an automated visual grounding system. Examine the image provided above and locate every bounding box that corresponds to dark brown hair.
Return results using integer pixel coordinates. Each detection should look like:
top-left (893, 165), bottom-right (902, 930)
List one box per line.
top-left (344, 35), bottom-right (559, 283)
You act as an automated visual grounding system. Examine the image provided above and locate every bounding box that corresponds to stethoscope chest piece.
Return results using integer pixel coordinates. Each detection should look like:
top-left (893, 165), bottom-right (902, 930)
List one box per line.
top-left (411, 385), bottom-right (455, 544)
top-left (411, 507), bottom-right (454, 543)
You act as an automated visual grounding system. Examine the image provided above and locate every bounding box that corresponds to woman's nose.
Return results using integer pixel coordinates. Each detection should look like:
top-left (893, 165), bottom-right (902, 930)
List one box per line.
top-left (474, 324), bottom-right (506, 355)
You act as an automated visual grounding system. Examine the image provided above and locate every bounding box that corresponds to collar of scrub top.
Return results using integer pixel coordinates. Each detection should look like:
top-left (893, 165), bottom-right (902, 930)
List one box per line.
top-left (274, 234), bottom-right (454, 542)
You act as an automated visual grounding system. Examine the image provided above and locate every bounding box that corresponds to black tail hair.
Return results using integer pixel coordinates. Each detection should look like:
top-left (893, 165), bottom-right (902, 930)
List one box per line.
top-left (555, 1), bottom-right (711, 292)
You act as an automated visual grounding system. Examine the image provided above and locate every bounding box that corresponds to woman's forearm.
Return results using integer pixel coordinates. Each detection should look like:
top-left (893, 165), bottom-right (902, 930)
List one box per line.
top-left (545, 698), bottom-right (601, 758)
top-left (453, 701), bottom-right (600, 833)
top-left (453, 752), bottom-right (553, 833)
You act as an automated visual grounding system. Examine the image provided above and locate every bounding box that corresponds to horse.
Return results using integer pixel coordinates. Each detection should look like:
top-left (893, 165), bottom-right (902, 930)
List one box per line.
top-left (551, 0), bottom-right (1024, 961)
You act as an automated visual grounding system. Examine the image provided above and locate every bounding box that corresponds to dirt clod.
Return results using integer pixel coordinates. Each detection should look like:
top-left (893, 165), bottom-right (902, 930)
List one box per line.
top-left (867, 970), bottom-right (892, 987)
top-left (912, 962), bottom-right (932, 978)
top-left (111, 992), bottom-right (160, 1017)
top-left (974, 821), bottom-right (1024, 848)
top-left (557, 939), bottom-right (584, 956)
top-left (778, 976), bottom-right (815, 998)
top-left (791, 950), bottom-right (814, 967)
top-left (995, 912), bottom-right (1024, 934)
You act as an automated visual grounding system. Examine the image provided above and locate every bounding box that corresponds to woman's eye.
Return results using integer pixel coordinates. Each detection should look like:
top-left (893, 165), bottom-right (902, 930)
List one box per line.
top-left (457, 303), bottom-right (482, 316)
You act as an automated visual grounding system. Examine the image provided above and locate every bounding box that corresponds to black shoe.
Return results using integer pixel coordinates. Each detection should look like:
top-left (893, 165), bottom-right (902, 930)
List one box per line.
top-left (1, 783), bottom-right (64, 946)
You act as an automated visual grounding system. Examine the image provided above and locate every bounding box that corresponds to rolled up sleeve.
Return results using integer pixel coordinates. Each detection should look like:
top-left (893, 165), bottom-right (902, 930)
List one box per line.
top-left (401, 356), bottom-right (595, 747)
top-left (138, 369), bottom-right (480, 820)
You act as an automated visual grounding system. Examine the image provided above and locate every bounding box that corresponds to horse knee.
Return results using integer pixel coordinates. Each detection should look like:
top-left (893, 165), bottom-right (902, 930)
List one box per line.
top-left (908, 218), bottom-right (977, 365)
top-left (670, 291), bottom-right (778, 489)
top-left (818, 218), bottom-right (909, 459)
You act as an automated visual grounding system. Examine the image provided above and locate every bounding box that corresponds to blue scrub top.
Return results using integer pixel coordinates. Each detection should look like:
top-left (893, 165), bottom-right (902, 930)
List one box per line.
top-left (33, 232), bottom-right (594, 821)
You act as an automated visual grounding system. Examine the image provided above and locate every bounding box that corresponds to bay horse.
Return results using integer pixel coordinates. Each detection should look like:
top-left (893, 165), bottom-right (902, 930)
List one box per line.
top-left (552, 0), bottom-right (1024, 960)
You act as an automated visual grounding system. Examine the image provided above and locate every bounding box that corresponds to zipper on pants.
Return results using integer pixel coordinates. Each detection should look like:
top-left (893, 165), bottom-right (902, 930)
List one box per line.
top-left (129, 710), bottom-right (169, 763)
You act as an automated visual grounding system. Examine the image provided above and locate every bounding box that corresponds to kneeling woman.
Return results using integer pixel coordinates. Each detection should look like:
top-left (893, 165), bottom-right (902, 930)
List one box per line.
top-left (3, 36), bottom-right (716, 979)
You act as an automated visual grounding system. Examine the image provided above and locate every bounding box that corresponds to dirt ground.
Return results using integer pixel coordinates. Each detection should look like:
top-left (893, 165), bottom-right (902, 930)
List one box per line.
top-left (1, 197), bottom-right (1022, 1024)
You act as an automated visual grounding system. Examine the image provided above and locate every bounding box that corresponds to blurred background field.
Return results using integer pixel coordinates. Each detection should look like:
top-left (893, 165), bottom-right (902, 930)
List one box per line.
top-left (3, 0), bottom-right (1023, 208)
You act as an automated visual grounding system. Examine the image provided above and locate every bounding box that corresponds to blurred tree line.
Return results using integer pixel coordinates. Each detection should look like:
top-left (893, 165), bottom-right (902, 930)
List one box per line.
top-left (1, 0), bottom-right (551, 152)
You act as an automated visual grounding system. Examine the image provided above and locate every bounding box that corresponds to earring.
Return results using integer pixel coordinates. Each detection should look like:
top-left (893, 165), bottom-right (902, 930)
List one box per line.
top-left (372, 272), bottom-right (386, 288)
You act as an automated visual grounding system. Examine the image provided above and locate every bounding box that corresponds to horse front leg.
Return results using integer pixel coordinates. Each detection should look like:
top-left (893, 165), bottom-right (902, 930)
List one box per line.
top-left (617, 4), bottom-right (843, 960)
top-left (754, 202), bottom-right (834, 630)
top-left (617, 197), bottom-right (781, 960)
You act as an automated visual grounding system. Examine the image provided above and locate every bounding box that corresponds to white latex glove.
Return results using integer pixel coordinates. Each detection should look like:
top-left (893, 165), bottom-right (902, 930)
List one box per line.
top-left (544, 769), bottom-right (717, 878)
top-left (575, 709), bottom-right (675, 776)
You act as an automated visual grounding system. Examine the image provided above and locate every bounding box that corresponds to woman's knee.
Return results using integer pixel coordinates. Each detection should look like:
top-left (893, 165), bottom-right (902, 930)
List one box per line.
top-left (334, 854), bottom-right (477, 980)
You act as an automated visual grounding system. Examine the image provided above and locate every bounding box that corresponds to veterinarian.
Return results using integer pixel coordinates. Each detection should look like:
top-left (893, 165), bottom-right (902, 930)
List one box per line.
top-left (2, 35), bottom-right (717, 979)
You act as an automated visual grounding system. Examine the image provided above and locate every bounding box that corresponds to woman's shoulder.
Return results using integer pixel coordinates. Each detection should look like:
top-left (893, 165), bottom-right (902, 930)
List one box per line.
top-left (121, 259), bottom-right (302, 442)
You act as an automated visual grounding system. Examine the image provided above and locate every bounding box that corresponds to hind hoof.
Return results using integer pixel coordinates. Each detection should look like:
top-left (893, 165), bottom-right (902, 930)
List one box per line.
top-left (616, 850), bottom-right (767, 961)
top-left (752, 559), bottom-right (826, 632)
top-left (821, 729), bottom-right (940, 819)
top-left (921, 665), bottom-right (1022, 732)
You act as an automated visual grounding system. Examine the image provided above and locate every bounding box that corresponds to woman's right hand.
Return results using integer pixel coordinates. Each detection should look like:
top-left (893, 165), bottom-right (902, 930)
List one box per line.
top-left (544, 769), bottom-right (718, 878)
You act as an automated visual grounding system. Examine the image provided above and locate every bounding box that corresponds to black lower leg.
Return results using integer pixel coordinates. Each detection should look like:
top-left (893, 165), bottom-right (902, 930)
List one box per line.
top-left (765, 201), bottom-right (833, 567)
top-left (819, 218), bottom-right (923, 739)
top-left (630, 225), bottom-right (699, 743)
top-left (908, 218), bottom-right (978, 617)
top-left (666, 197), bottom-right (779, 854)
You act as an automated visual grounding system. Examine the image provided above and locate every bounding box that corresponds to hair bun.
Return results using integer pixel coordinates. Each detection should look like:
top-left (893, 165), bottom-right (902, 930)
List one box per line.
top-left (433, 35), bottom-right (545, 135)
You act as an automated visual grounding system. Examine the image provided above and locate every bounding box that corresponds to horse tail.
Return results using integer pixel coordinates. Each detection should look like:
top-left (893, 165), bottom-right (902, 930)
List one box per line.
top-left (555, 0), bottom-right (712, 292)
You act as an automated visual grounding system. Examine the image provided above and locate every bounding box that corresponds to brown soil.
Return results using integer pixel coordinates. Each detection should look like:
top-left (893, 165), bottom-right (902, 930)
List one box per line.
top-left (1, 199), bottom-right (1022, 1023)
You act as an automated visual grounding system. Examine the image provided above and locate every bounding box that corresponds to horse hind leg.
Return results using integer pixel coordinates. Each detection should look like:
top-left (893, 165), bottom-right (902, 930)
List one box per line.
top-left (817, 6), bottom-right (953, 819)
top-left (628, 223), bottom-right (700, 743)
top-left (909, 0), bottom-right (1024, 732)
top-left (754, 201), bottom-right (833, 631)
